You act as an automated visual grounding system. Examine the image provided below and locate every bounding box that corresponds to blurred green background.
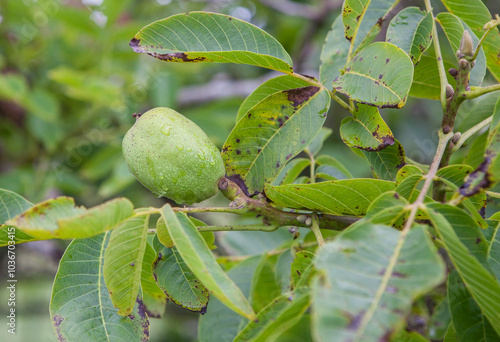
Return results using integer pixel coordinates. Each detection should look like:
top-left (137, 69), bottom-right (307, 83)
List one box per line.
top-left (0, 0), bottom-right (499, 341)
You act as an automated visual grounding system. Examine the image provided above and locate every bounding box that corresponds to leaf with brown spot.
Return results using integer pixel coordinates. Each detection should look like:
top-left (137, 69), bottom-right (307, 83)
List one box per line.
top-left (130, 12), bottom-right (293, 73)
top-left (386, 7), bottom-right (433, 65)
top-left (50, 232), bottom-right (149, 341)
top-left (312, 223), bottom-right (445, 342)
top-left (362, 139), bottom-right (406, 181)
top-left (340, 104), bottom-right (395, 151)
top-left (152, 235), bottom-right (209, 313)
top-left (334, 43), bottom-right (413, 108)
top-left (342, 0), bottom-right (400, 58)
top-left (222, 86), bottom-right (330, 196)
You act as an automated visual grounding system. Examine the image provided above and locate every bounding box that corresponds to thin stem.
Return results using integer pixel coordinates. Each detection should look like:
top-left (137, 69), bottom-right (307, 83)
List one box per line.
top-left (310, 213), bottom-right (325, 248)
top-left (172, 206), bottom-right (248, 215)
top-left (451, 116), bottom-right (493, 152)
top-left (331, 92), bottom-right (355, 113)
top-left (309, 153), bottom-right (316, 184)
top-left (465, 84), bottom-right (500, 99)
top-left (148, 224), bottom-right (279, 234)
top-left (196, 224), bottom-right (279, 232)
top-left (425, 0), bottom-right (448, 111)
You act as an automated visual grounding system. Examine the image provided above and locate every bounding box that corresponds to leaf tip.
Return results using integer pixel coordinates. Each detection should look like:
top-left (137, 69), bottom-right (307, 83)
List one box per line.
top-left (130, 38), bottom-right (144, 53)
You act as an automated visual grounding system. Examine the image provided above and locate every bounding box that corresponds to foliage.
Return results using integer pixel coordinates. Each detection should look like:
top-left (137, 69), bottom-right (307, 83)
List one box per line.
top-left (2, 0), bottom-right (500, 341)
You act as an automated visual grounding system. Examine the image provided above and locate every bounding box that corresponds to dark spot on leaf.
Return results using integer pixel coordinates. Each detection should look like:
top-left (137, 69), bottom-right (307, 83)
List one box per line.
top-left (53, 314), bottom-right (64, 341)
top-left (359, 57), bottom-right (363, 61)
top-left (286, 153), bottom-right (293, 160)
top-left (226, 174), bottom-right (251, 196)
top-left (299, 73), bottom-right (315, 80)
top-left (276, 161), bottom-right (280, 168)
top-left (386, 58), bottom-right (390, 64)
top-left (356, 15), bottom-right (361, 22)
top-left (278, 118), bottom-right (284, 127)
top-left (302, 140), bottom-right (306, 144)
top-left (284, 115), bottom-right (289, 120)
top-left (346, 311), bottom-right (364, 330)
top-left (200, 305), bottom-right (208, 314)
top-left (236, 149), bottom-right (241, 155)
top-left (150, 52), bottom-right (207, 62)
top-left (392, 271), bottom-right (407, 278)
top-left (386, 286), bottom-right (398, 293)
top-left (285, 86), bottom-right (320, 107)
top-left (379, 74), bottom-right (383, 79)
top-left (130, 262), bottom-right (135, 266)
top-left (257, 149), bottom-right (262, 154)
top-left (236, 139), bottom-right (240, 143)
top-left (476, 238), bottom-right (482, 244)
top-left (129, 38), bottom-right (143, 53)
top-left (479, 206), bottom-right (486, 218)
top-left (394, 193), bottom-right (400, 199)
top-left (248, 113), bottom-right (252, 119)
top-left (296, 270), bottom-right (301, 276)
top-left (135, 298), bottom-right (150, 341)
top-left (459, 157), bottom-right (492, 197)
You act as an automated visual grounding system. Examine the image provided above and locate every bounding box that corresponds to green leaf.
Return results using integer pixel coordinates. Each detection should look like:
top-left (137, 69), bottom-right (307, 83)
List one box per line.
top-left (447, 271), bottom-right (500, 342)
top-left (57, 198), bottom-right (135, 239)
top-left (140, 241), bottom-right (167, 318)
top-left (362, 139), bottom-right (406, 180)
top-left (427, 203), bottom-right (488, 266)
top-left (386, 7), bottom-right (433, 65)
top-left (0, 188), bottom-right (34, 243)
top-left (130, 12), bottom-right (293, 73)
top-left (6, 197), bottom-right (134, 240)
top-left (364, 191), bottom-right (409, 228)
top-left (50, 233), bottom-right (149, 341)
top-left (428, 298), bottom-right (451, 341)
top-left (103, 215), bottom-right (149, 316)
top-left (441, 0), bottom-right (500, 81)
top-left (273, 158), bottom-right (311, 186)
top-left (156, 216), bottom-right (174, 248)
top-left (426, 207), bottom-right (500, 335)
top-left (219, 228), bottom-right (293, 256)
top-left (250, 254), bottom-right (282, 313)
top-left (316, 155), bottom-right (353, 179)
top-left (152, 235), bottom-right (209, 313)
top-left (458, 92), bottom-right (500, 133)
top-left (312, 223), bottom-right (445, 342)
top-left (390, 330), bottom-right (429, 342)
top-left (488, 220), bottom-right (500, 280)
top-left (334, 42), bottom-right (414, 108)
top-left (236, 75), bottom-right (310, 122)
top-left (160, 204), bottom-right (256, 320)
top-left (409, 51), bottom-right (456, 100)
top-left (275, 314), bottom-right (314, 342)
top-left (234, 289), bottom-right (310, 342)
top-left (435, 165), bottom-right (487, 228)
top-left (340, 104), bottom-right (394, 151)
top-left (444, 324), bottom-right (458, 342)
top-left (222, 86), bottom-right (330, 195)
top-left (320, 14), bottom-right (350, 91)
top-left (436, 13), bottom-right (486, 86)
top-left (291, 251), bottom-right (315, 289)
top-left (342, 0), bottom-right (399, 57)
top-left (0, 73), bottom-right (28, 102)
top-left (265, 179), bottom-right (396, 216)
top-left (198, 256), bottom-right (261, 342)
top-left (305, 127), bottom-right (333, 157)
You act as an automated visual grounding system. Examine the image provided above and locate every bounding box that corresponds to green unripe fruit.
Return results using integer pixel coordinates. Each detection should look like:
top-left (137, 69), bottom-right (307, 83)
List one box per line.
top-left (123, 107), bottom-right (225, 204)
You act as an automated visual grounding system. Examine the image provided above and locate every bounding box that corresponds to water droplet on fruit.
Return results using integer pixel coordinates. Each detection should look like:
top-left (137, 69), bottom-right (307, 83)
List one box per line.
top-left (161, 125), bottom-right (172, 136)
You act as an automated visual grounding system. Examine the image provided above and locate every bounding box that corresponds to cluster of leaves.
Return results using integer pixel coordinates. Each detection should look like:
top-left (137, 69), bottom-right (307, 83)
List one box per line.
top-left (2, 0), bottom-right (500, 341)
